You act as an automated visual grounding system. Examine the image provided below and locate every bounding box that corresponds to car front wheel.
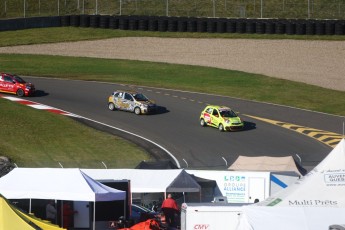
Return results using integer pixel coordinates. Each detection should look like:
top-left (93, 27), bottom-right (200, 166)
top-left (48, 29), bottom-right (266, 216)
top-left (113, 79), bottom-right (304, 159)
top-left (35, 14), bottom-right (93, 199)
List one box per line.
top-left (134, 107), bottom-right (141, 115)
top-left (16, 89), bottom-right (25, 97)
top-left (200, 119), bottom-right (206, 127)
top-left (218, 124), bottom-right (224, 132)
top-left (108, 103), bottom-right (116, 111)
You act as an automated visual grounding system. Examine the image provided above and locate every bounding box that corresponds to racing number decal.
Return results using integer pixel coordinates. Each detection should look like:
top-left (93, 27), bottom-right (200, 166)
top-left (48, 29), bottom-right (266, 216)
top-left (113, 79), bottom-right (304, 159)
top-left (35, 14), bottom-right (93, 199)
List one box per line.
top-left (204, 113), bottom-right (211, 123)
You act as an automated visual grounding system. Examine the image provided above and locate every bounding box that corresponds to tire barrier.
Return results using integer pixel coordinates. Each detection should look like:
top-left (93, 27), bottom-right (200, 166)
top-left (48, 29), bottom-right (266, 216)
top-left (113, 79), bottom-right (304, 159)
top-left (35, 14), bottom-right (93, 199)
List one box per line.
top-left (296, 22), bottom-right (306, 35)
top-left (265, 21), bottom-right (275, 34)
top-left (335, 22), bottom-right (345, 35)
top-left (207, 19), bottom-right (217, 33)
top-left (70, 15), bottom-right (80, 27)
top-left (215, 19), bottom-right (226, 33)
top-left (129, 17), bottom-right (138, 30)
top-left (109, 16), bottom-right (119, 29)
top-left (90, 15), bottom-right (100, 28)
top-left (245, 20), bottom-right (256, 34)
top-left (236, 20), bottom-right (246, 33)
top-left (285, 20), bottom-right (296, 35)
top-left (275, 22), bottom-right (285, 34)
top-left (197, 18), bottom-right (207, 32)
top-left (177, 18), bottom-right (188, 32)
top-left (138, 17), bottom-right (149, 31)
top-left (306, 21), bottom-right (315, 35)
top-left (60, 15), bottom-right (70, 27)
top-left (1, 15), bottom-right (344, 36)
top-left (226, 20), bottom-right (236, 33)
top-left (325, 21), bottom-right (335, 35)
top-left (100, 15), bottom-right (110, 29)
top-left (167, 17), bottom-right (177, 32)
top-left (256, 21), bottom-right (265, 34)
top-left (315, 21), bottom-right (326, 35)
top-left (148, 17), bottom-right (158, 31)
top-left (158, 17), bottom-right (168, 32)
top-left (119, 16), bottom-right (129, 30)
top-left (187, 18), bottom-right (197, 32)
top-left (79, 15), bottom-right (90, 27)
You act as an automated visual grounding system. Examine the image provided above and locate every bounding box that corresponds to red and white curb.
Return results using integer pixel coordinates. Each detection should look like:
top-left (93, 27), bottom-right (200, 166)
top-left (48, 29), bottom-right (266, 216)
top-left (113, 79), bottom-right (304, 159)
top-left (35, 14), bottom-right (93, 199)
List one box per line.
top-left (0, 95), bottom-right (81, 118)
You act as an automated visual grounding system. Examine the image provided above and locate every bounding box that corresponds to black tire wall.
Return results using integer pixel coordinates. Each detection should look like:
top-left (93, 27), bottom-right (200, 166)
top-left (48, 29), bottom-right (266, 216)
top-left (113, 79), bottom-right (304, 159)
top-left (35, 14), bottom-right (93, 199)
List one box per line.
top-left (0, 15), bottom-right (344, 36)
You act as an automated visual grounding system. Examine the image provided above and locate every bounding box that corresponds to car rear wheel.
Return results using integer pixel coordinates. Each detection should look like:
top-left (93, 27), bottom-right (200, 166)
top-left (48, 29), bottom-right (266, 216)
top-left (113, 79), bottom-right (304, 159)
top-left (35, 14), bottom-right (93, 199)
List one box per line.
top-left (218, 124), bottom-right (224, 132)
top-left (134, 107), bottom-right (141, 115)
top-left (200, 119), bottom-right (206, 127)
top-left (108, 103), bottom-right (116, 111)
top-left (16, 89), bottom-right (24, 97)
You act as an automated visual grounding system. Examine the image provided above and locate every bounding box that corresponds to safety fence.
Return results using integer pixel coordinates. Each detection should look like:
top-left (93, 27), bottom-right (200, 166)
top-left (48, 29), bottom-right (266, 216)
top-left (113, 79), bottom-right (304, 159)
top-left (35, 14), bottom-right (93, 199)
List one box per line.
top-left (1, 15), bottom-right (345, 35)
top-left (1, 0), bottom-right (345, 20)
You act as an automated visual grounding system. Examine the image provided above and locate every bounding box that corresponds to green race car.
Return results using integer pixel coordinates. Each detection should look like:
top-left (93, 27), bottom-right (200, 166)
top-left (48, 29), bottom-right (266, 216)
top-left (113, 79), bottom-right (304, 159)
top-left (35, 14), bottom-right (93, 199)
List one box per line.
top-left (199, 105), bottom-right (244, 131)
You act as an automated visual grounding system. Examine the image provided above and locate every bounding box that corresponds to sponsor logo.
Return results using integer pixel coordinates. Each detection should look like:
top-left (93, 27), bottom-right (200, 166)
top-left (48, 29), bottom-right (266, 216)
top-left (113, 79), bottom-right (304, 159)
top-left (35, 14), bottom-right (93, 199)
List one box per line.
top-left (194, 224), bottom-right (210, 229)
top-left (325, 173), bottom-right (345, 184)
top-left (288, 200), bottom-right (337, 206)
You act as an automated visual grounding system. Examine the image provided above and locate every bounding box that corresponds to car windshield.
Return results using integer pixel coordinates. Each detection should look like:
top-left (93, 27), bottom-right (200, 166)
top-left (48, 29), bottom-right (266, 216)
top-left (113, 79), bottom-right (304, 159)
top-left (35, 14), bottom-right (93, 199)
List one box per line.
top-left (219, 109), bottom-right (237, 118)
top-left (133, 93), bottom-right (148, 101)
top-left (13, 75), bottom-right (26, 84)
top-left (132, 204), bottom-right (151, 213)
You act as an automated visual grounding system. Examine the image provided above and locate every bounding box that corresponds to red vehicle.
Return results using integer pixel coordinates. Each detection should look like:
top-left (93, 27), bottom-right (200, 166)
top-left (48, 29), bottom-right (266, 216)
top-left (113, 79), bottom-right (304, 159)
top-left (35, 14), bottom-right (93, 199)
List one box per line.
top-left (0, 73), bottom-right (35, 97)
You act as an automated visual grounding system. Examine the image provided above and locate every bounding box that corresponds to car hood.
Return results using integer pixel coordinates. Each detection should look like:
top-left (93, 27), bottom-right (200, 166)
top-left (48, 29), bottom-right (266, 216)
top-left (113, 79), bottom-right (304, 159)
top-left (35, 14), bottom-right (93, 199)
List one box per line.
top-left (24, 82), bottom-right (34, 87)
top-left (139, 100), bottom-right (156, 105)
top-left (224, 117), bottom-right (242, 123)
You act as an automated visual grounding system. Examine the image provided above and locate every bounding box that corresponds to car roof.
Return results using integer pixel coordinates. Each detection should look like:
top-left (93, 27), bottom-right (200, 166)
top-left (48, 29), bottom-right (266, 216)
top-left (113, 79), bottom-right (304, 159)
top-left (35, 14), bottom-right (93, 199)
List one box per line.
top-left (0, 73), bottom-right (13, 76)
top-left (206, 105), bottom-right (232, 110)
top-left (114, 90), bottom-right (140, 95)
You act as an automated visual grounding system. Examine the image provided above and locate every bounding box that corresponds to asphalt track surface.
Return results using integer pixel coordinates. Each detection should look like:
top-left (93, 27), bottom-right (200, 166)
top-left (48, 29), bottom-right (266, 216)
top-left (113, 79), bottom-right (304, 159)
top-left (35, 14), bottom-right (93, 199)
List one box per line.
top-left (24, 77), bottom-right (344, 170)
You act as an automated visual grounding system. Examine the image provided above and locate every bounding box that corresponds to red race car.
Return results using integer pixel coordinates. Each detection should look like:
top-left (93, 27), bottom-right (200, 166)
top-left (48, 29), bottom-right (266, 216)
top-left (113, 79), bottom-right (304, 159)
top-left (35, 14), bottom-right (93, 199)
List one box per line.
top-left (0, 73), bottom-right (35, 97)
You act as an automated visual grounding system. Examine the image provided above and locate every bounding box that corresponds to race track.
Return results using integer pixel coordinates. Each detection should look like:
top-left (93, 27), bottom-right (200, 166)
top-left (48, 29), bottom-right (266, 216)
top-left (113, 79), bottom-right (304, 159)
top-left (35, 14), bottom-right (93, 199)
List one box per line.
top-left (23, 77), bottom-right (344, 171)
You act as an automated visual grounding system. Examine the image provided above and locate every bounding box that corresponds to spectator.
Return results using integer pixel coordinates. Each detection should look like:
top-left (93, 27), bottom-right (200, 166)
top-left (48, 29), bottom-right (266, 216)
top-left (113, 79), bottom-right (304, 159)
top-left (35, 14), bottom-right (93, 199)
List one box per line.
top-left (46, 200), bottom-right (57, 224)
top-left (161, 194), bottom-right (179, 228)
top-left (63, 201), bottom-right (78, 229)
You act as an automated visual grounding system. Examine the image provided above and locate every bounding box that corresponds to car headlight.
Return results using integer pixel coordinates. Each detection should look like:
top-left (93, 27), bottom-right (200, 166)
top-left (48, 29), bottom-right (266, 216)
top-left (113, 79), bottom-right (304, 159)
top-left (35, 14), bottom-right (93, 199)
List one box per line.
top-left (141, 104), bottom-right (148, 108)
top-left (26, 85), bottom-right (31, 89)
top-left (225, 120), bottom-right (230, 124)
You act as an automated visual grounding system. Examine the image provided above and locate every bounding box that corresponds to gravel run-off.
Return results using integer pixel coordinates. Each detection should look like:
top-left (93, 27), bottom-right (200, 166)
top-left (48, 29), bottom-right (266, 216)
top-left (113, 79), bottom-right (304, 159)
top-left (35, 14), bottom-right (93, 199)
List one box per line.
top-left (0, 37), bottom-right (344, 92)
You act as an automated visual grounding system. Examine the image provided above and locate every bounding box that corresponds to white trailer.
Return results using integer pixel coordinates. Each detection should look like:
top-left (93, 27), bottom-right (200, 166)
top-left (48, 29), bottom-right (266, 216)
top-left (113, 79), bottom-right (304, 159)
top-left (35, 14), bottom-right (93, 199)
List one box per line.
top-left (180, 202), bottom-right (248, 230)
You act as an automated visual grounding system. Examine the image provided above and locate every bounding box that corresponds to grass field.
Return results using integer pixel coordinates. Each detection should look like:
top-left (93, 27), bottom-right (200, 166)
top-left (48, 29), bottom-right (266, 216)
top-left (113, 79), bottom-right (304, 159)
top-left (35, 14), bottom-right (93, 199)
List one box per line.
top-left (0, 27), bottom-right (344, 168)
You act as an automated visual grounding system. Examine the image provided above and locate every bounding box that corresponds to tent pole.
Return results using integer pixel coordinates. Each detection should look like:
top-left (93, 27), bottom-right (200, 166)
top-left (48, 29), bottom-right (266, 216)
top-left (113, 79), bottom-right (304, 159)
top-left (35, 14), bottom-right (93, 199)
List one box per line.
top-left (123, 199), bottom-right (126, 220)
top-left (93, 202), bottom-right (96, 230)
top-left (61, 201), bottom-right (64, 228)
top-left (29, 199), bottom-right (32, 213)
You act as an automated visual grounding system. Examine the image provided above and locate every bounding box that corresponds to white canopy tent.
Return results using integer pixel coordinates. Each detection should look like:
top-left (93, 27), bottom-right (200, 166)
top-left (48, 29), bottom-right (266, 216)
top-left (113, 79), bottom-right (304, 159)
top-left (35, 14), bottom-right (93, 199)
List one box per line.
top-left (237, 139), bottom-right (345, 230)
top-left (0, 168), bottom-right (126, 230)
top-left (82, 168), bottom-right (201, 194)
top-left (228, 155), bottom-right (305, 176)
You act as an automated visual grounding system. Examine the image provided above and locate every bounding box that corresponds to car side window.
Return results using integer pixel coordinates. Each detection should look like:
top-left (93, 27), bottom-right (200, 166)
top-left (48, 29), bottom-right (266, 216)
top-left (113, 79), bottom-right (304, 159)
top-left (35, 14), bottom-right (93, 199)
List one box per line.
top-left (206, 108), bottom-right (213, 114)
top-left (4, 76), bottom-right (13, 83)
top-left (212, 109), bottom-right (219, 117)
top-left (124, 93), bottom-right (133, 101)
